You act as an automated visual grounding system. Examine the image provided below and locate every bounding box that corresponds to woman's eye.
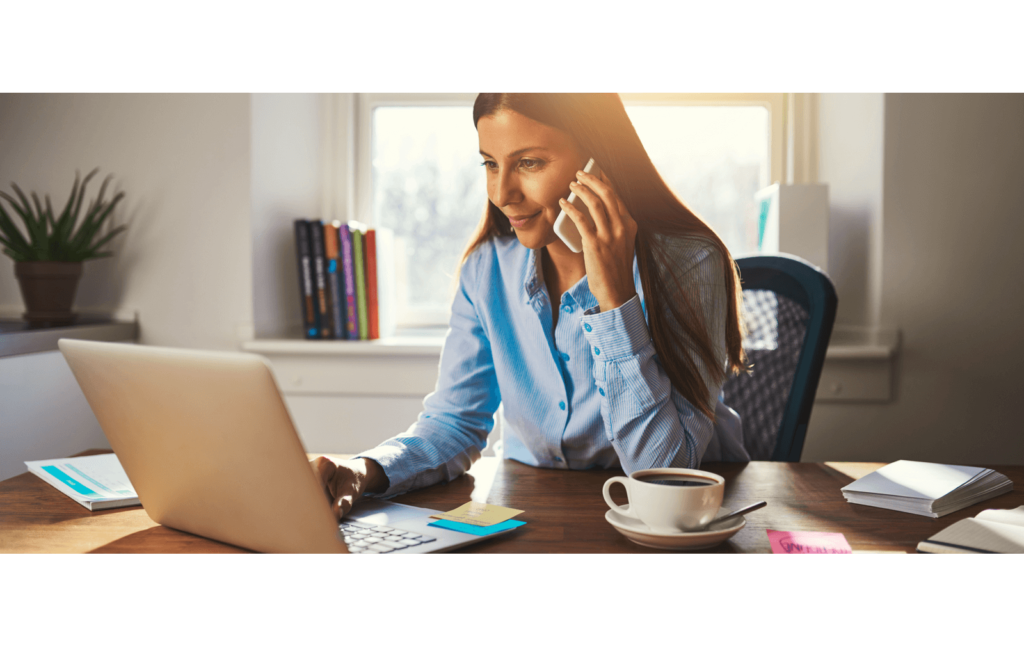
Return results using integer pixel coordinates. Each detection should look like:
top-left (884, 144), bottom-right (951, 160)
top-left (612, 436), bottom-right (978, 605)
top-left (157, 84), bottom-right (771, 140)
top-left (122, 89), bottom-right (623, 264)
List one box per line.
top-left (480, 160), bottom-right (497, 170)
top-left (519, 158), bottom-right (543, 170)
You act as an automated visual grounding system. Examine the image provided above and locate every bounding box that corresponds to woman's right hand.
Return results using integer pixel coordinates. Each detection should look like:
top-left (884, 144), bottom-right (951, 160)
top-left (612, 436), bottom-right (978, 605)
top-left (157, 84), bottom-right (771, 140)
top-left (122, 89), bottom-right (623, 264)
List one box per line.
top-left (309, 455), bottom-right (388, 520)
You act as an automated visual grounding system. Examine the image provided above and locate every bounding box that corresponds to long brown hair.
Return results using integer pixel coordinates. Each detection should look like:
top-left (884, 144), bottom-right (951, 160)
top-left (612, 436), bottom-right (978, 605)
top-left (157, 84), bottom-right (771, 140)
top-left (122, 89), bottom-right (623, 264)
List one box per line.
top-left (462, 93), bottom-right (746, 420)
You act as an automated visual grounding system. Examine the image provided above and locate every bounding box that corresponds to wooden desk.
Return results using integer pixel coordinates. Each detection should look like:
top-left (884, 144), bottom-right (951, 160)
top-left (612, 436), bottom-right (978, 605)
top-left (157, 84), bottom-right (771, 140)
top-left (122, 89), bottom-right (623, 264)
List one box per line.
top-left (2, 451), bottom-right (1021, 553)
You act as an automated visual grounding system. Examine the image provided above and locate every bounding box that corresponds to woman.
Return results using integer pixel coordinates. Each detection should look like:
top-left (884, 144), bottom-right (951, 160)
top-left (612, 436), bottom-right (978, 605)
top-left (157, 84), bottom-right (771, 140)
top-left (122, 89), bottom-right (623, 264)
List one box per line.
top-left (312, 93), bottom-right (750, 518)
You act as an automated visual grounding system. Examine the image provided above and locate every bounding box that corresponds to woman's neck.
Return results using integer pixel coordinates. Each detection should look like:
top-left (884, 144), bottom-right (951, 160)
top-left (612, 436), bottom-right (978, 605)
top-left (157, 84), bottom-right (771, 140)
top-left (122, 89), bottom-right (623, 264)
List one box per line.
top-left (542, 240), bottom-right (586, 323)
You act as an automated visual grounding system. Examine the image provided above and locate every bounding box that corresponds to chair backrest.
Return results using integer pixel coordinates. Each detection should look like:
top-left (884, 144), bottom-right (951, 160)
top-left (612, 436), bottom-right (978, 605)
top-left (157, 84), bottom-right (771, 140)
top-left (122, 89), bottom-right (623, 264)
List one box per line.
top-left (722, 254), bottom-right (838, 462)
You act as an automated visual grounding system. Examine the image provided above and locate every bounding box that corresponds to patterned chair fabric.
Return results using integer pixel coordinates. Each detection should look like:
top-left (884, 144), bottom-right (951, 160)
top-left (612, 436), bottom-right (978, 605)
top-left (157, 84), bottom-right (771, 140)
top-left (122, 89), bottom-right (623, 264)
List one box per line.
top-left (722, 290), bottom-right (810, 461)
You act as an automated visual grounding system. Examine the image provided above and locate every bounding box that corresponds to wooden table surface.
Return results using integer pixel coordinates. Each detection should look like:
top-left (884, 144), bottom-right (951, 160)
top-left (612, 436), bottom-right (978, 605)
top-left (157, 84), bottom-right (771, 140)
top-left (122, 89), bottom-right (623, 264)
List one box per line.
top-left (2, 451), bottom-right (1021, 553)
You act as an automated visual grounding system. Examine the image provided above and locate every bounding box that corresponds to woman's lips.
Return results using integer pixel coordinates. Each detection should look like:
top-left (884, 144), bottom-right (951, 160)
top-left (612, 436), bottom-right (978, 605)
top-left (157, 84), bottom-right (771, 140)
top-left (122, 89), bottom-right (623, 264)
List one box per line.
top-left (507, 210), bottom-right (541, 228)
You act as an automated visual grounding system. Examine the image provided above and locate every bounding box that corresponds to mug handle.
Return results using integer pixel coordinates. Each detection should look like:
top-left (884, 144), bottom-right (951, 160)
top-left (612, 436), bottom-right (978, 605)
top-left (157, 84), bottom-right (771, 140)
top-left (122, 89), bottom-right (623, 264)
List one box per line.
top-left (602, 477), bottom-right (635, 518)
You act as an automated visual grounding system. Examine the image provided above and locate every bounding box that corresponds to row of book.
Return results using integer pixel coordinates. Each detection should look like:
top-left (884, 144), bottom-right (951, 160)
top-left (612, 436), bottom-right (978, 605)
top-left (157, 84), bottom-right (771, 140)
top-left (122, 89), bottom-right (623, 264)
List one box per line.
top-left (294, 219), bottom-right (393, 340)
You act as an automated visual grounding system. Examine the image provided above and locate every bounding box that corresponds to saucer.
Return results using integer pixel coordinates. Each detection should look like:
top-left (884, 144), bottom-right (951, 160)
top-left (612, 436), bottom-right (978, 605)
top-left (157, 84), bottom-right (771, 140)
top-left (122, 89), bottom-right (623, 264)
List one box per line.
top-left (605, 505), bottom-right (745, 551)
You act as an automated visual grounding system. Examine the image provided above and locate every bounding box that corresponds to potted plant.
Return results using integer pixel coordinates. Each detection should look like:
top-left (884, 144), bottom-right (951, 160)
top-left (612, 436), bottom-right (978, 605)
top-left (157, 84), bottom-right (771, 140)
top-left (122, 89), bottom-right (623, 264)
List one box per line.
top-left (0, 168), bottom-right (125, 327)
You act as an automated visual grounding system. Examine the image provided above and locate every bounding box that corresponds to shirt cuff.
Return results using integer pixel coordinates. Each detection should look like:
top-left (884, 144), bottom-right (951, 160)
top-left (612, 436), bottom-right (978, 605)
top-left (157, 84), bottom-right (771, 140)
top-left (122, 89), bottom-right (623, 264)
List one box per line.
top-left (580, 294), bottom-right (651, 361)
top-left (352, 443), bottom-right (408, 498)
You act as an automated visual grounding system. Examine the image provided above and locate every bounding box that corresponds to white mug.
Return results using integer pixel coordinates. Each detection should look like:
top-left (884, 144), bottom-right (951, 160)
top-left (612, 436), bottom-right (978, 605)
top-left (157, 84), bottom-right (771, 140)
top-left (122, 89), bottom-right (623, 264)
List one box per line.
top-left (603, 468), bottom-right (725, 534)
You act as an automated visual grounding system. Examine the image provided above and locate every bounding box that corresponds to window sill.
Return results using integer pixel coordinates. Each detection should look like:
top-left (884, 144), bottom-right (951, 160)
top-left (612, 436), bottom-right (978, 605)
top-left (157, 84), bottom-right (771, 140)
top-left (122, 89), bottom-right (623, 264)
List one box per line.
top-left (0, 316), bottom-right (139, 359)
top-left (816, 326), bottom-right (900, 402)
top-left (242, 333), bottom-right (444, 359)
top-left (824, 326), bottom-right (898, 360)
top-left (245, 325), bottom-right (899, 403)
top-left (243, 333), bottom-right (445, 397)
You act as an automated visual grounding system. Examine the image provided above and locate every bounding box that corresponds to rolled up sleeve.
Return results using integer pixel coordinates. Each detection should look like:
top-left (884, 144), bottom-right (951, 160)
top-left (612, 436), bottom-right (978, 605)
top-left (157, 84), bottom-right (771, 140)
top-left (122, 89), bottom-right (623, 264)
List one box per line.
top-left (355, 252), bottom-right (501, 497)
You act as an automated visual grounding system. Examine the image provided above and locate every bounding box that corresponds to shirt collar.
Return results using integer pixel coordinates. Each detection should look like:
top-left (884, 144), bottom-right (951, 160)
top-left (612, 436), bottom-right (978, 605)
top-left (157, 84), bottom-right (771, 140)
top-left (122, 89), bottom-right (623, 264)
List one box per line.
top-left (520, 244), bottom-right (640, 314)
top-left (523, 247), bottom-right (544, 303)
top-left (523, 246), bottom-right (596, 310)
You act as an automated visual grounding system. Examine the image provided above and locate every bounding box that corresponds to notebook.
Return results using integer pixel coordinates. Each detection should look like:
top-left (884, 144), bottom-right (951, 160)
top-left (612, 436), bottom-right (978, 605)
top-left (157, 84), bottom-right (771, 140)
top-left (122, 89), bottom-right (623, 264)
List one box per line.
top-left (917, 506), bottom-right (1024, 553)
top-left (840, 460), bottom-right (1013, 517)
top-left (25, 453), bottom-right (139, 511)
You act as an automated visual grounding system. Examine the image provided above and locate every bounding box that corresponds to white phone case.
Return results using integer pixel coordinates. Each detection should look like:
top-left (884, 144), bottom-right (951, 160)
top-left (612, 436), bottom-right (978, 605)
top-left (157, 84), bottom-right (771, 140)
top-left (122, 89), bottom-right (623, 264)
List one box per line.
top-left (553, 158), bottom-right (603, 253)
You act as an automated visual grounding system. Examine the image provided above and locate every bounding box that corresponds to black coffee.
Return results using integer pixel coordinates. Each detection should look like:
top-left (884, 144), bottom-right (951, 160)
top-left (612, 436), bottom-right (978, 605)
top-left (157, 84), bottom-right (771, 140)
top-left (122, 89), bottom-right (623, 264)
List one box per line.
top-left (637, 475), bottom-right (716, 487)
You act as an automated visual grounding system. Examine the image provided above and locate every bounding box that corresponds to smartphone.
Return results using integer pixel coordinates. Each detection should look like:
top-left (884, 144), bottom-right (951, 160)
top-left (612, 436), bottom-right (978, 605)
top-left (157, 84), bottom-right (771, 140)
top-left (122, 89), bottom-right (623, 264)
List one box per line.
top-left (553, 158), bottom-right (603, 253)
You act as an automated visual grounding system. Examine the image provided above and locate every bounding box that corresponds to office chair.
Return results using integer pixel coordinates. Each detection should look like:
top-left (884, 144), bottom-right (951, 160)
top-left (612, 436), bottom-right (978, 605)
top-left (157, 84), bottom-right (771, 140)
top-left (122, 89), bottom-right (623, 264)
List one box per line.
top-left (722, 254), bottom-right (838, 462)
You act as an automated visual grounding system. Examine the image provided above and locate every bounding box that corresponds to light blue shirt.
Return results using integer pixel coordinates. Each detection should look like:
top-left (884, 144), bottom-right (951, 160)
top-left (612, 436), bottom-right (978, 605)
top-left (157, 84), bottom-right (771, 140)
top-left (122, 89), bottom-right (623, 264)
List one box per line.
top-left (356, 234), bottom-right (747, 497)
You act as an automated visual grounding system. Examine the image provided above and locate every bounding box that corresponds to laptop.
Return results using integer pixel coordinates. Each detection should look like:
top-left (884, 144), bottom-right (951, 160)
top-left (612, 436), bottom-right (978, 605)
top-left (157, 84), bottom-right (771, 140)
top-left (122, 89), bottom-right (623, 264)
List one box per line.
top-left (58, 338), bottom-right (517, 554)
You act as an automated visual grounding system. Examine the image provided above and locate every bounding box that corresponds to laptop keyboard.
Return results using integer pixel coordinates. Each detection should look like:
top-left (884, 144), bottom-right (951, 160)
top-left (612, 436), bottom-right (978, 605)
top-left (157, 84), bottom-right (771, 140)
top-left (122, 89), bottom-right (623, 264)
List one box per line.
top-left (339, 520), bottom-right (437, 554)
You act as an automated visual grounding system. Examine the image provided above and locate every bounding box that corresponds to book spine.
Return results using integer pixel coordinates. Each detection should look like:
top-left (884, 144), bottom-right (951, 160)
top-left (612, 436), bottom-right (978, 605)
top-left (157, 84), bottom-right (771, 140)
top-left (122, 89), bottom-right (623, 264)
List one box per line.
top-left (351, 223), bottom-right (369, 340)
top-left (340, 224), bottom-right (359, 339)
top-left (293, 219), bottom-right (319, 339)
top-left (375, 227), bottom-right (396, 338)
top-left (309, 220), bottom-right (331, 339)
top-left (323, 221), bottom-right (346, 339)
top-left (365, 228), bottom-right (379, 340)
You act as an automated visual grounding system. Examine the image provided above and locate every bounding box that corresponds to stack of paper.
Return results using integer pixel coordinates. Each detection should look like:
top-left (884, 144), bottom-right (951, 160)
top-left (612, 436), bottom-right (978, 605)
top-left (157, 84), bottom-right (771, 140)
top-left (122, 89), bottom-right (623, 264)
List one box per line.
top-left (917, 506), bottom-right (1024, 553)
top-left (841, 460), bottom-right (1013, 518)
top-left (25, 453), bottom-right (140, 511)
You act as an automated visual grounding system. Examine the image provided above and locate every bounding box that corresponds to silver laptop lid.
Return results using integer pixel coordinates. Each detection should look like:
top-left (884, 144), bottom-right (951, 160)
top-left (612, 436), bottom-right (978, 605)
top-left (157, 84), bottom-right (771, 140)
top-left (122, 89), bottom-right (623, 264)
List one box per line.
top-left (58, 338), bottom-right (346, 553)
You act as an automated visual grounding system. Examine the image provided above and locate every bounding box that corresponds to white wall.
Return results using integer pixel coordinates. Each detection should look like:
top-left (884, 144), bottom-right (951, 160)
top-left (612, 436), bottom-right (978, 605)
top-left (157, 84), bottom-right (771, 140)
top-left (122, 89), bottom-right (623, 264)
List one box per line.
top-left (0, 94), bottom-right (255, 478)
top-left (805, 93), bottom-right (1024, 465)
top-left (0, 94), bottom-right (253, 350)
top-left (0, 351), bottom-right (110, 481)
top-left (817, 93), bottom-right (885, 329)
top-left (250, 93), bottom-right (327, 340)
top-left (0, 94), bottom-right (379, 475)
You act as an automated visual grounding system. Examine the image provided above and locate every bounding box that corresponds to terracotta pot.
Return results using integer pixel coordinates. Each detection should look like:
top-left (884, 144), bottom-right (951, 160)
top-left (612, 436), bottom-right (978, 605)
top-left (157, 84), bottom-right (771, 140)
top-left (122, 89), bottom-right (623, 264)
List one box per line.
top-left (13, 261), bottom-right (84, 327)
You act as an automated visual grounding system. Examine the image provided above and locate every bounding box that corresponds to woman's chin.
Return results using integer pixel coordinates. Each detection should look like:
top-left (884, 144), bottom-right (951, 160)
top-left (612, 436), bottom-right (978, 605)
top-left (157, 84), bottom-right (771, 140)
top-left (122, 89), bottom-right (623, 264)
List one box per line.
top-left (512, 225), bottom-right (558, 251)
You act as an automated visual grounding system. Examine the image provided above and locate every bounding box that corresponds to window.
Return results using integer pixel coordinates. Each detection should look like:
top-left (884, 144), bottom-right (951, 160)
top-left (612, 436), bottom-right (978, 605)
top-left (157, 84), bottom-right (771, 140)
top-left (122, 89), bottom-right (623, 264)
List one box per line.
top-left (355, 93), bottom-right (784, 328)
top-left (356, 94), bottom-right (479, 327)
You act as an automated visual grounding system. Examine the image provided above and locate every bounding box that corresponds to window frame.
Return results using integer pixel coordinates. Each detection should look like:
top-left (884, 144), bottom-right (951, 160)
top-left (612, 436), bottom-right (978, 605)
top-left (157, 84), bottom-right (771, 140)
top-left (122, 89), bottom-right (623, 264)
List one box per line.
top-left (348, 93), bottom-right (790, 329)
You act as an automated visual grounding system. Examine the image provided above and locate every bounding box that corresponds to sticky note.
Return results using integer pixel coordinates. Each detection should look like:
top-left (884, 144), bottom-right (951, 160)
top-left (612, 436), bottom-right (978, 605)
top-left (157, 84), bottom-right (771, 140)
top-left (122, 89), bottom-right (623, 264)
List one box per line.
top-left (430, 501), bottom-right (524, 527)
top-left (767, 530), bottom-right (853, 554)
top-left (428, 518), bottom-right (527, 536)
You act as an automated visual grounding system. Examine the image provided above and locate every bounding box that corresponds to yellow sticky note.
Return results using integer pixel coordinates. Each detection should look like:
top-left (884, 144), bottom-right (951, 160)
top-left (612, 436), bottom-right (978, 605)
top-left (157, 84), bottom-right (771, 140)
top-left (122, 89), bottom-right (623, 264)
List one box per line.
top-left (430, 501), bottom-right (524, 527)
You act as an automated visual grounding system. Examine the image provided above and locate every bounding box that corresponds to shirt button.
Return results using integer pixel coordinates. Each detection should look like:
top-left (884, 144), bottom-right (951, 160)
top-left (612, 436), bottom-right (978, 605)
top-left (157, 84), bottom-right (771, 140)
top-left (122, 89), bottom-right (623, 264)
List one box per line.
top-left (599, 387), bottom-right (605, 396)
top-left (594, 347), bottom-right (601, 356)
top-left (562, 304), bottom-right (572, 314)
top-left (554, 456), bottom-right (564, 463)
top-left (584, 323), bottom-right (592, 332)
top-left (560, 352), bottom-right (570, 362)
top-left (558, 401), bottom-right (566, 410)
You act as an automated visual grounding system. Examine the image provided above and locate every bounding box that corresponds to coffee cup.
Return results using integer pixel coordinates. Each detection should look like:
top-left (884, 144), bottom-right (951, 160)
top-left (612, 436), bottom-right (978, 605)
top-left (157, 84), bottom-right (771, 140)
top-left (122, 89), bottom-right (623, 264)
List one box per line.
top-left (602, 468), bottom-right (725, 534)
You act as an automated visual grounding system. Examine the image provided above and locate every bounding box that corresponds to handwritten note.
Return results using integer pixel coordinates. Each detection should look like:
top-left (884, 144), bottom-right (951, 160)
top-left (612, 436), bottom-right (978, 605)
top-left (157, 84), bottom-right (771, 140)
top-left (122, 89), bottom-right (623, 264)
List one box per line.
top-left (767, 530), bottom-right (853, 554)
top-left (430, 501), bottom-right (524, 527)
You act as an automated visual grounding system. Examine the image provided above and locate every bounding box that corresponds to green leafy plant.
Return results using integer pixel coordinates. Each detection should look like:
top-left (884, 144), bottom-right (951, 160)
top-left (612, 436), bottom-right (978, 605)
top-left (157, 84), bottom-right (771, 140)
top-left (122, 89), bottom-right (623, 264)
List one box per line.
top-left (0, 168), bottom-right (126, 262)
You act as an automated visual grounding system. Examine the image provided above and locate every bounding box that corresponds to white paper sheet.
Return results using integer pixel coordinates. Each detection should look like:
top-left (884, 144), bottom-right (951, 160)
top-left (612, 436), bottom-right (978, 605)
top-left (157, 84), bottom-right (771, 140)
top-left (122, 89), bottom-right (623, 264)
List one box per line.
top-left (976, 505), bottom-right (1024, 527)
top-left (840, 460), bottom-right (988, 500)
top-left (922, 517), bottom-right (1024, 553)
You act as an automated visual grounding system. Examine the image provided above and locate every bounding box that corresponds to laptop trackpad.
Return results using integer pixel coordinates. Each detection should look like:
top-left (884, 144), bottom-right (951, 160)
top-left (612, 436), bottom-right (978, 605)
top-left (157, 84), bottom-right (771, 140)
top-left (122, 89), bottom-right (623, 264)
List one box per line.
top-left (346, 498), bottom-right (444, 525)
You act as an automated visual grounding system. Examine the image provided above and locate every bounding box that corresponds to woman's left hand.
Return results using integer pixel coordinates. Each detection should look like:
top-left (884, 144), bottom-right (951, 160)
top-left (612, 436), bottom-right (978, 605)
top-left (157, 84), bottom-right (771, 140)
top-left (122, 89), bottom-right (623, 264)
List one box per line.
top-left (559, 169), bottom-right (638, 312)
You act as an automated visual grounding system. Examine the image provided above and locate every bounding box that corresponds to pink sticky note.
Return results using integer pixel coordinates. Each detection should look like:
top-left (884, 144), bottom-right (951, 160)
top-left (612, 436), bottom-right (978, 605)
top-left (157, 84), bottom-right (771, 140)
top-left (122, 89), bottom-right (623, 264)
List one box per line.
top-left (767, 530), bottom-right (852, 554)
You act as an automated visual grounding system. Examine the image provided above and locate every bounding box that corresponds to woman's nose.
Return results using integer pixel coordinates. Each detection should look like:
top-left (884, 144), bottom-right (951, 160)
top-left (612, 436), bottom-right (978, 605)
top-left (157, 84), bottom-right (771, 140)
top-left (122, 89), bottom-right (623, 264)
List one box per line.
top-left (492, 169), bottom-right (522, 207)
